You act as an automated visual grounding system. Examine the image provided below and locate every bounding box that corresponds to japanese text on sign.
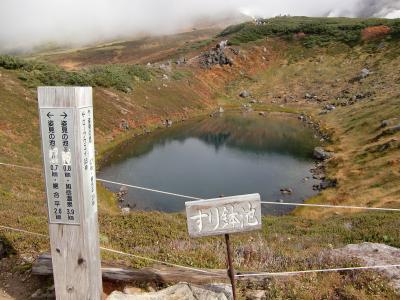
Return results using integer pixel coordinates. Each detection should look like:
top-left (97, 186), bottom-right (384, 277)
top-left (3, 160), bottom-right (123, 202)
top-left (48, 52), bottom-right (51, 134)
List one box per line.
top-left (40, 109), bottom-right (80, 224)
top-left (79, 108), bottom-right (98, 214)
top-left (185, 194), bottom-right (262, 238)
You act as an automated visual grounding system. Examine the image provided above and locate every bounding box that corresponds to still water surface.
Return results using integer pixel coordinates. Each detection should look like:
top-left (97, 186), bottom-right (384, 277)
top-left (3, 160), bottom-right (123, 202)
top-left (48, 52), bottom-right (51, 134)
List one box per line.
top-left (99, 113), bottom-right (319, 214)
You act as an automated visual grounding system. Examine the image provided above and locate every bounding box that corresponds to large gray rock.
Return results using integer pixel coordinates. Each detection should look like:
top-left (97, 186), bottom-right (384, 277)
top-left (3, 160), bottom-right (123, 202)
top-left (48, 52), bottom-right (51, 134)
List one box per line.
top-left (386, 124), bottom-right (400, 134)
top-left (203, 283), bottom-right (232, 300)
top-left (313, 147), bottom-right (333, 160)
top-left (360, 68), bottom-right (370, 79)
top-left (325, 104), bottom-right (336, 111)
top-left (107, 283), bottom-right (229, 300)
top-left (239, 90), bottom-right (251, 98)
top-left (319, 179), bottom-right (337, 190)
top-left (245, 289), bottom-right (266, 300)
top-left (332, 243), bottom-right (400, 292)
top-left (199, 45), bottom-right (232, 69)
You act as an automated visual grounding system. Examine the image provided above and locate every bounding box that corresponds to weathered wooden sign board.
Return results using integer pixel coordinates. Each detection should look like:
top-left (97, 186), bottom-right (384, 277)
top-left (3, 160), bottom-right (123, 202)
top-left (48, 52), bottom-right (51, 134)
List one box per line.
top-left (38, 87), bottom-right (102, 299)
top-left (185, 194), bottom-right (262, 238)
top-left (40, 106), bottom-right (97, 224)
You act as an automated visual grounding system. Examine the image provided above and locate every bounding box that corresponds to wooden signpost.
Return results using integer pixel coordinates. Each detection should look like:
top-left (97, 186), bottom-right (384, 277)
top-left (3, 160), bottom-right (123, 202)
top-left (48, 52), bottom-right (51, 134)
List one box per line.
top-left (38, 87), bottom-right (102, 299)
top-left (186, 193), bottom-right (262, 300)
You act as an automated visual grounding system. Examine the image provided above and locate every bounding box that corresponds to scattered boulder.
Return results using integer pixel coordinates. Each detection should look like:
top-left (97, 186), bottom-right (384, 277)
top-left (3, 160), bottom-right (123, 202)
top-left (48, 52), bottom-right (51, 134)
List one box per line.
top-left (219, 40), bottom-right (229, 49)
top-left (121, 207), bottom-right (130, 215)
top-left (332, 243), bottom-right (400, 292)
top-left (360, 68), bottom-right (370, 79)
top-left (245, 289), bottom-right (267, 300)
top-left (175, 57), bottom-right (187, 65)
top-left (229, 48), bottom-right (240, 56)
top-left (381, 120), bottom-right (391, 128)
top-left (305, 93), bottom-right (313, 99)
top-left (202, 283), bottom-right (232, 300)
top-left (107, 283), bottom-right (229, 300)
top-left (350, 68), bottom-right (372, 83)
top-left (120, 186), bottom-right (129, 194)
top-left (325, 104), bottom-right (336, 111)
top-left (319, 179), bottom-right (337, 190)
top-left (255, 18), bottom-right (267, 26)
top-left (199, 43), bottom-right (233, 69)
top-left (374, 124), bottom-right (400, 141)
top-left (367, 139), bottom-right (399, 153)
top-left (239, 90), bottom-right (251, 98)
top-left (280, 188), bottom-right (293, 195)
top-left (242, 104), bottom-right (253, 112)
top-left (162, 119), bottom-right (173, 127)
top-left (259, 112), bottom-right (266, 117)
top-left (385, 124), bottom-right (400, 135)
top-left (120, 120), bottom-right (129, 131)
top-left (117, 186), bottom-right (128, 202)
top-left (313, 147), bottom-right (333, 160)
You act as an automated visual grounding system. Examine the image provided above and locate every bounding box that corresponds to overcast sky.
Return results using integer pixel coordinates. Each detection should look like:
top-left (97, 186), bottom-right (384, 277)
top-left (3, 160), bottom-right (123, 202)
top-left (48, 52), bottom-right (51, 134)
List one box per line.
top-left (0, 0), bottom-right (399, 53)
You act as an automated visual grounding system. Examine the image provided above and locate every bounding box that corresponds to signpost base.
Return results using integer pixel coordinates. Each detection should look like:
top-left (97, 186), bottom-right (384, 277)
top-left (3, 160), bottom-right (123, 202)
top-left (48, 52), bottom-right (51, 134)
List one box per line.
top-left (225, 234), bottom-right (237, 300)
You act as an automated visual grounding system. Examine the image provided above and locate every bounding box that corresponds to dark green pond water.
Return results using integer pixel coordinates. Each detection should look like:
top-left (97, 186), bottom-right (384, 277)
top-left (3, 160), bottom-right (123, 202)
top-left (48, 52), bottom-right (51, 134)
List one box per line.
top-left (99, 113), bottom-right (320, 215)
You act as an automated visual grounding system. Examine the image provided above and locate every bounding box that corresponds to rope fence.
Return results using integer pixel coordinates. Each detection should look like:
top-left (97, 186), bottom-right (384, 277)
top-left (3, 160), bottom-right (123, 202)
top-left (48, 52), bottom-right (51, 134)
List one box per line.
top-left (1, 224), bottom-right (400, 279)
top-left (0, 225), bottom-right (219, 275)
top-left (1, 161), bottom-right (400, 280)
top-left (2, 161), bottom-right (399, 212)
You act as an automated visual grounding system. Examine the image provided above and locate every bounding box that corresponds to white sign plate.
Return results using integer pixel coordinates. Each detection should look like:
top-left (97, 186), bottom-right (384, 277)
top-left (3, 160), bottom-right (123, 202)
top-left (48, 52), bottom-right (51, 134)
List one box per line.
top-left (185, 194), bottom-right (262, 238)
top-left (78, 107), bottom-right (98, 216)
top-left (40, 108), bottom-right (80, 224)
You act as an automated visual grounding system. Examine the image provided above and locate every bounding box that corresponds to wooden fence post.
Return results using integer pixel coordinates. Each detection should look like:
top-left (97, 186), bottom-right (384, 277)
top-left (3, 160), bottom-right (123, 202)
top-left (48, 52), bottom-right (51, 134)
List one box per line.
top-left (38, 87), bottom-right (103, 299)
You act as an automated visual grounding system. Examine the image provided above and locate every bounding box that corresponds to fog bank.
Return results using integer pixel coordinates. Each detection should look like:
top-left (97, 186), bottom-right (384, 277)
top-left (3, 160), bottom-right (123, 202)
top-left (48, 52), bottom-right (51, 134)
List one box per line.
top-left (0, 0), bottom-right (399, 53)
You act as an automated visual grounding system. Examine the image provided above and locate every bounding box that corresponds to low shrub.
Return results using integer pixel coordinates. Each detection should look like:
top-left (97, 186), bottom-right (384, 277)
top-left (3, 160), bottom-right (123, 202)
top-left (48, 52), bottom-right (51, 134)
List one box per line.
top-left (0, 55), bottom-right (152, 92)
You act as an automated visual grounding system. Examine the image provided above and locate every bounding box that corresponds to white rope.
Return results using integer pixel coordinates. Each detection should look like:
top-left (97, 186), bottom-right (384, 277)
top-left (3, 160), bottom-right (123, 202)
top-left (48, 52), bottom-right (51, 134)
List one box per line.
top-left (97, 178), bottom-right (202, 201)
top-left (0, 225), bottom-right (48, 238)
top-left (235, 264), bottom-right (400, 278)
top-left (99, 247), bottom-right (222, 275)
top-left (1, 162), bottom-right (400, 212)
top-left (261, 201), bottom-right (400, 212)
top-left (2, 225), bottom-right (400, 279)
top-left (0, 162), bottom-right (42, 171)
top-left (0, 224), bottom-right (219, 276)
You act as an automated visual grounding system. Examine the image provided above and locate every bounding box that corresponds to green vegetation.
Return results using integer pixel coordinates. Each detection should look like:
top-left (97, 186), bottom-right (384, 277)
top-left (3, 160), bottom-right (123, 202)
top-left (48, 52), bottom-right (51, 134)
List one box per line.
top-left (219, 16), bottom-right (400, 47)
top-left (171, 69), bottom-right (192, 80)
top-left (0, 55), bottom-right (152, 92)
top-left (189, 39), bottom-right (213, 50)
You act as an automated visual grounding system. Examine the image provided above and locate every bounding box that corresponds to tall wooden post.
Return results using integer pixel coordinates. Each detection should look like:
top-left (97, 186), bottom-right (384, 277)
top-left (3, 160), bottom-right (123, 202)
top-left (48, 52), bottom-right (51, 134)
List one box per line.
top-left (38, 87), bottom-right (103, 299)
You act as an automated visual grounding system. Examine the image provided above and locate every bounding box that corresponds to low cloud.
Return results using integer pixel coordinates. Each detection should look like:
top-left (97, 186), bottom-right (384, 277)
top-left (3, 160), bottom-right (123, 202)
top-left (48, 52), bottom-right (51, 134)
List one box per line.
top-left (0, 0), bottom-right (399, 53)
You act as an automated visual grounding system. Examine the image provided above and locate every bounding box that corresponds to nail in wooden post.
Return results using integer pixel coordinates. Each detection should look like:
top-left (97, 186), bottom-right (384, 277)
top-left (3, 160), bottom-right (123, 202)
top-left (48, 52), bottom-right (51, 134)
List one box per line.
top-left (38, 87), bottom-right (102, 299)
top-left (225, 234), bottom-right (237, 300)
